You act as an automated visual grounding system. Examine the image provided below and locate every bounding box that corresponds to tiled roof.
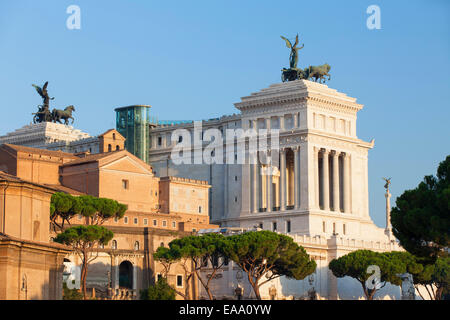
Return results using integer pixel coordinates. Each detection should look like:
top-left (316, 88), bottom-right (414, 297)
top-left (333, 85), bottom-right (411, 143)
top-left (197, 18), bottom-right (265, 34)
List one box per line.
top-left (43, 184), bottom-right (86, 196)
top-left (0, 170), bottom-right (23, 182)
top-left (0, 232), bottom-right (71, 250)
top-left (61, 149), bottom-right (125, 166)
top-left (1, 143), bottom-right (77, 159)
top-left (0, 170), bottom-right (60, 192)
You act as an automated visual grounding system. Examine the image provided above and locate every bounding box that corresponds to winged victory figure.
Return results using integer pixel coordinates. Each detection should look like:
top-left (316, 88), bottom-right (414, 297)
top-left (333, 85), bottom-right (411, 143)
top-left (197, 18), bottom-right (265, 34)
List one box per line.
top-left (382, 177), bottom-right (391, 191)
top-left (280, 34), bottom-right (304, 69)
top-left (32, 81), bottom-right (54, 123)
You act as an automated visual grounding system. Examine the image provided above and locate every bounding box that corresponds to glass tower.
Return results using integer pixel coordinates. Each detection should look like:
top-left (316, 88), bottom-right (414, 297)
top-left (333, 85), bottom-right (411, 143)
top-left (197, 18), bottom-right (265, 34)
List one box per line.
top-left (115, 105), bottom-right (152, 163)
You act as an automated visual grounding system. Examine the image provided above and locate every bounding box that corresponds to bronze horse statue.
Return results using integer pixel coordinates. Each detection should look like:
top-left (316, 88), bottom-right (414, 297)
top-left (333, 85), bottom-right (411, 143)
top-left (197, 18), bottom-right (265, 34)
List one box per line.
top-left (52, 105), bottom-right (75, 125)
top-left (304, 64), bottom-right (331, 83)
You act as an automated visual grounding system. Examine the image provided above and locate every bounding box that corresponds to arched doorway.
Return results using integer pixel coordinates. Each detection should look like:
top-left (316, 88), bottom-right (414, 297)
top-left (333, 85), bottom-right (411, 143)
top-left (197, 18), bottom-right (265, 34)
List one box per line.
top-left (119, 261), bottom-right (133, 289)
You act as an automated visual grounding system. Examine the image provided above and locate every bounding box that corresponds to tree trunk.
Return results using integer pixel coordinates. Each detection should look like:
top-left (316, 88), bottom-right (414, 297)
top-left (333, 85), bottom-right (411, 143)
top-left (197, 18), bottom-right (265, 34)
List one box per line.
top-left (80, 251), bottom-right (89, 300)
top-left (247, 273), bottom-right (261, 300)
top-left (436, 286), bottom-right (444, 300)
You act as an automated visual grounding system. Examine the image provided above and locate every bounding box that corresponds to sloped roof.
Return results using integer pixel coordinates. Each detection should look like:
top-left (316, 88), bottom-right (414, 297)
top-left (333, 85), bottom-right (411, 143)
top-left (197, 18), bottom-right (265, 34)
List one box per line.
top-left (61, 149), bottom-right (153, 172)
top-left (1, 143), bottom-right (78, 159)
top-left (98, 129), bottom-right (125, 140)
top-left (0, 232), bottom-right (71, 251)
top-left (0, 170), bottom-right (59, 192)
top-left (43, 184), bottom-right (86, 196)
top-left (61, 149), bottom-right (125, 166)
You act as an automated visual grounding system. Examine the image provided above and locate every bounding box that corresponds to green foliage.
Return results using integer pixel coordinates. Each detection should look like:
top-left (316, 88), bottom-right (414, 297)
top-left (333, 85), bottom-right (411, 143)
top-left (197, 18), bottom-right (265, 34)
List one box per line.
top-left (168, 233), bottom-right (227, 263)
top-left (391, 155), bottom-right (450, 259)
top-left (55, 225), bottom-right (113, 299)
top-left (62, 282), bottom-right (83, 300)
top-left (225, 231), bottom-right (316, 280)
top-left (329, 250), bottom-right (412, 299)
top-left (140, 278), bottom-right (176, 300)
top-left (409, 256), bottom-right (450, 300)
top-left (54, 225), bottom-right (114, 247)
top-left (50, 192), bottom-right (127, 231)
top-left (224, 231), bottom-right (316, 299)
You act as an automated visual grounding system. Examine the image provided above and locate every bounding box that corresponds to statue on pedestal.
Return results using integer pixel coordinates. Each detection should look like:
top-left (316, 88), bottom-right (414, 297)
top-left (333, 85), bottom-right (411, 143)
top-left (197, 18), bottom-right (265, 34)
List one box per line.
top-left (280, 34), bottom-right (331, 83)
top-left (383, 177), bottom-right (393, 235)
top-left (32, 82), bottom-right (54, 123)
top-left (383, 177), bottom-right (391, 192)
top-left (31, 81), bottom-right (76, 125)
top-left (396, 273), bottom-right (416, 300)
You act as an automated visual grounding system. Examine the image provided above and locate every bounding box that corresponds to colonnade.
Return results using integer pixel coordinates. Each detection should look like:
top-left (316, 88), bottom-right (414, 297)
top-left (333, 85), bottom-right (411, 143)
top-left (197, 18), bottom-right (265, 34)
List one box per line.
top-left (250, 147), bottom-right (351, 213)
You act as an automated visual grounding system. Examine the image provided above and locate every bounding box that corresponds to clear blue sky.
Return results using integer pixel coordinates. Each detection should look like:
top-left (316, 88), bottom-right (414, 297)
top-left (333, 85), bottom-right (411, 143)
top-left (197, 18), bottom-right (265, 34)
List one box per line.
top-left (1, 0), bottom-right (449, 227)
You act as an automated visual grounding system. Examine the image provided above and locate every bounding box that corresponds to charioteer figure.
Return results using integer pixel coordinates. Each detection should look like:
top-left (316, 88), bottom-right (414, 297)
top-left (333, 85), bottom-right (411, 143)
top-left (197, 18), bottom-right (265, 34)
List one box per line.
top-left (31, 81), bottom-right (76, 125)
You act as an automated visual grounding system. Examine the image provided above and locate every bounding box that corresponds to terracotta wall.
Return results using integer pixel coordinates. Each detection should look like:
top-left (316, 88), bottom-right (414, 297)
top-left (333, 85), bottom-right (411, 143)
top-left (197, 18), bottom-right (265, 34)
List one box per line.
top-left (0, 182), bottom-right (52, 243)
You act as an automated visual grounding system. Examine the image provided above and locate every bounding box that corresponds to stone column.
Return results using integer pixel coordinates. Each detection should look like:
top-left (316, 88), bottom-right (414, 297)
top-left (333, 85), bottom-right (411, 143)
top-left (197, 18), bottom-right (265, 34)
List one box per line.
top-left (266, 117), bottom-right (271, 130)
top-left (332, 151), bottom-right (340, 212)
top-left (293, 112), bottom-right (299, 128)
top-left (114, 257), bottom-right (119, 290)
top-left (314, 147), bottom-right (320, 209)
top-left (385, 190), bottom-right (391, 231)
top-left (224, 164), bottom-right (228, 217)
top-left (294, 147), bottom-right (300, 209)
top-left (280, 115), bottom-right (285, 131)
top-left (253, 161), bottom-right (259, 213)
top-left (266, 155), bottom-right (273, 213)
top-left (280, 148), bottom-right (286, 211)
top-left (321, 149), bottom-right (330, 211)
top-left (133, 263), bottom-right (137, 291)
top-left (343, 153), bottom-right (351, 213)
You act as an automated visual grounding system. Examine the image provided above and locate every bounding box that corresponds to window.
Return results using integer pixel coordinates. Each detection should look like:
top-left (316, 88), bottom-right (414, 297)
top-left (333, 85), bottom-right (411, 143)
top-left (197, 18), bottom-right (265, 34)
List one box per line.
top-left (223, 256), bottom-right (229, 266)
top-left (234, 196), bottom-right (238, 202)
top-left (343, 224), bottom-right (346, 235)
top-left (114, 217), bottom-right (119, 223)
top-left (111, 240), bottom-right (117, 249)
top-left (286, 220), bottom-right (291, 233)
top-left (124, 217), bottom-right (128, 224)
top-left (333, 222), bottom-right (336, 234)
top-left (134, 217), bottom-right (138, 225)
top-left (192, 228), bottom-right (197, 232)
top-left (160, 242), bottom-right (164, 247)
top-left (178, 136), bottom-right (183, 143)
top-left (259, 222), bottom-right (263, 229)
top-left (272, 222), bottom-right (277, 232)
top-left (176, 275), bottom-right (183, 288)
top-left (198, 206), bottom-right (202, 213)
top-left (162, 220), bottom-right (167, 227)
top-left (108, 144), bottom-right (112, 152)
top-left (157, 273), bottom-right (162, 282)
top-left (201, 256), bottom-right (208, 267)
top-left (234, 176), bottom-right (238, 181)
top-left (323, 221), bottom-right (326, 233)
top-left (172, 221), bottom-right (176, 229)
top-left (158, 137), bottom-right (162, 146)
top-left (122, 179), bottom-right (129, 190)
top-left (153, 219), bottom-right (157, 226)
top-left (134, 241), bottom-right (140, 251)
top-left (143, 218), bottom-right (148, 226)
top-left (116, 145), bottom-right (120, 151)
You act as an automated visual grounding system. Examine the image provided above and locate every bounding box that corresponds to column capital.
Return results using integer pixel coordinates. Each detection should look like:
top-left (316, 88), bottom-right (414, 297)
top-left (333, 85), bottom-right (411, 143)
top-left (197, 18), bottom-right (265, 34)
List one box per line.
top-left (320, 148), bottom-right (329, 155)
top-left (331, 150), bottom-right (340, 157)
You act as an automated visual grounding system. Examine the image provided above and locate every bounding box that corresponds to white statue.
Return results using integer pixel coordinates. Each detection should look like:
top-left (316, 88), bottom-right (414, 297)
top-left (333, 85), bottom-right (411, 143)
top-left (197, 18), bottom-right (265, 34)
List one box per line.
top-left (396, 273), bottom-right (416, 300)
